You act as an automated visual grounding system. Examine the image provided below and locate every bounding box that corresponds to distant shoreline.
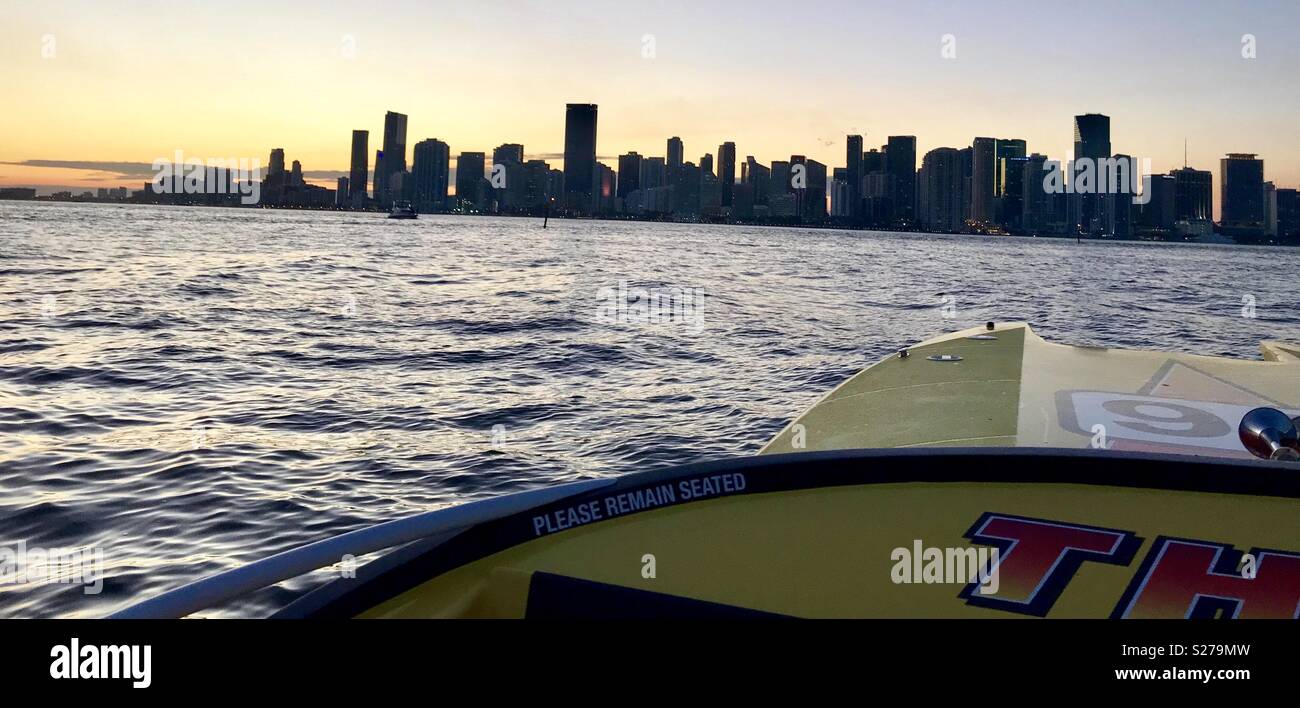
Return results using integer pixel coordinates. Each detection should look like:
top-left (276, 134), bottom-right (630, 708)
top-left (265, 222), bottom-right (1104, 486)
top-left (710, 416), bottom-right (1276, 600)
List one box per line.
top-left (4, 197), bottom-right (1292, 248)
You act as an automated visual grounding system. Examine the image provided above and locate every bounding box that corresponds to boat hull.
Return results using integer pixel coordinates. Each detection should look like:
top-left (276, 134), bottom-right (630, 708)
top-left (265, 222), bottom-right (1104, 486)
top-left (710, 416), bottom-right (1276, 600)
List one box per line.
top-left (276, 449), bottom-right (1300, 619)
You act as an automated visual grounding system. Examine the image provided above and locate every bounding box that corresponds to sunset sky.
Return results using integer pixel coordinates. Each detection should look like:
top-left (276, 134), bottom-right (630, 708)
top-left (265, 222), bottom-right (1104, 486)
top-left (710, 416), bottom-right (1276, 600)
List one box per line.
top-left (4, 0), bottom-right (1299, 215)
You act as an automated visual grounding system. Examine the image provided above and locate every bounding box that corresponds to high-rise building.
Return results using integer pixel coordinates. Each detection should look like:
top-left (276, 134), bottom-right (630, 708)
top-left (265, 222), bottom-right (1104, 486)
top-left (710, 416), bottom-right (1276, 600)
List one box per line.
top-left (491, 143), bottom-right (526, 212)
top-left (1021, 153), bottom-right (1053, 235)
top-left (699, 154), bottom-right (720, 215)
top-left (562, 103), bottom-right (598, 212)
top-left (1105, 154), bottom-right (1135, 239)
top-left (375, 111), bottom-right (409, 207)
top-left (1171, 167), bottom-right (1213, 223)
top-left (994, 139), bottom-right (1026, 197)
top-left (349, 130), bottom-right (369, 206)
top-left (268, 148), bottom-right (285, 177)
top-left (493, 143), bottom-right (524, 167)
top-left (666, 137), bottom-right (683, 170)
top-left (862, 149), bottom-right (885, 174)
top-left (771, 160), bottom-right (790, 196)
top-left (672, 161), bottom-right (700, 216)
top-left (885, 136), bottom-right (916, 226)
top-left (593, 162), bottom-right (615, 214)
top-left (412, 138), bottom-right (450, 213)
top-left (1072, 113), bottom-right (1111, 234)
top-left (999, 155), bottom-right (1029, 231)
top-left (743, 157), bottom-right (770, 206)
top-left (523, 159), bottom-right (551, 211)
top-left (918, 147), bottom-right (964, 233)
top-left (264, 148), bottom-right (287, 203)
top-left (1220, 153), bottom-right (1265, 238)
top-left (1264, 181), bottom-right (1278, 238)
top-left (456, 151), bottom-right (486, 211)
top-left (846, 135), bottom-right (863, 220)
top-left (970, 137), bottom-right (996, 226)
top-left (335, 177), bottom-right (349, 207)
top-left (717, 142), bottom-right (736, 207)
top-left (617, 152), bottom-right (642, 200)
top-left (639, 157), bottom-right (666, 191)
top-left (830, 168), bottom-right (852, 218)
top-left (1137, 174), bottom-right (1177, 238)
top-left (1275, 188), bottom-right (1299, 243)
top-left (789, 155), bottom-right (827, 221)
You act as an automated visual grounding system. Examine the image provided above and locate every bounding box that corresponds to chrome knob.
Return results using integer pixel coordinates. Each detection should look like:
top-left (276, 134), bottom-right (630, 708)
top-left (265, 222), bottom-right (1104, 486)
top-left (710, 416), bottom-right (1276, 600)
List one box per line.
top-left (1238, 407), bottom-right (1300, 461)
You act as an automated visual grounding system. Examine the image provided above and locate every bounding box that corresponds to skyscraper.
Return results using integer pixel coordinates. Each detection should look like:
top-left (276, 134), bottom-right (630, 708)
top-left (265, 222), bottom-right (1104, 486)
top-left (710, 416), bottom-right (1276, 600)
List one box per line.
top-left (789, 155), bottom-right (827, 221)
top-left (1276, 188), bottom-right (1299, 243)
top-left (1171, 167), bottom-right (1213, 223)
top-left (885, 136), bottom-right (917, 226)
top-left (666, 137), bottom-right (683, 170)
top-left (1220, 153), bottom-right (1265, 238)
top-left (491, 144), bottom-right (525, 212)
top-left (970, 137), bottom-right (996, 226)
top-left (717, 142), bottom-right (736, 207)
top-left (456, 151), bottom-right (486, 211)
top-left (617, 152), bottom-right (642, 200)
top-left (999, 155), bottom-right (1029, 231)
top-left (412, 138), bottom-right (450, 213)
top-left (1021, 154), bottom-right (1053, 235)
top-left (1138, 174), bottom-right (1177, 238)
top-left (771, 160), bottom-right (790, 197)
top-left (375, 111), bottom-right (409, 207)
top-left (743, 156), bottom-right (771, 206)
top-left (493, 143), bottom-right (524, 167)
top-left (639, 157), bottom-right (666, 191)
top-left (562, 103), bottom-right (598, 212)
top-left (349, 130), bottom-right (369, 206)
top-left (846, 135), bottom-right (863, 221)
top-left (994, 138), bottom-right (1026, 197)
top-left (1072, 113), bottom-right (1111, 234)
top-left (335, 177), bottom-right (349, 207)
top-left (918, 147), bottom-right (964, 233)
top-left (523, 159), bottom-right (551, 212)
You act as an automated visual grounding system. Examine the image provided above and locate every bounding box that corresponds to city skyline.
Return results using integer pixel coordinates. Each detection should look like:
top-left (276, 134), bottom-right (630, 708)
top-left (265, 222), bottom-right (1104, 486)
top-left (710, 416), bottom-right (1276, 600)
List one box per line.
top-left (5, 0), bottom-right (1300, 215)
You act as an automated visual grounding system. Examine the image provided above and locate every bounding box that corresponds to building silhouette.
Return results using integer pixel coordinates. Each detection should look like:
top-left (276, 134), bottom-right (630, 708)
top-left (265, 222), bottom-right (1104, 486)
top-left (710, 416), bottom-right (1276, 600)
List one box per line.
top-left (918, 147), bottom-right (965, 233)
top-left (1220, 153), bottom-right (1265, 238)
top-left (970, 137), bottom-right (997, 226)
top-left (349, 130), bottom-right (369, 206)
top-left (845, 135), bottom-right (863, 221)
top-left (412, 138), bottom-right (450, 213)
top-left (617, 152), bottom-right (642, 199)
top-left (1072, 113), bottom-right (1111, 234)
top-left (885, 136), bottom-right (916, 227)
top-left (374, 111), bottom-right (408, 207)
top-left (456, 151), bottom-right (486, 211)
top-left (718, 142), bottom-right (736, 207)
top-left (563, 104), bottom-right (598, 213)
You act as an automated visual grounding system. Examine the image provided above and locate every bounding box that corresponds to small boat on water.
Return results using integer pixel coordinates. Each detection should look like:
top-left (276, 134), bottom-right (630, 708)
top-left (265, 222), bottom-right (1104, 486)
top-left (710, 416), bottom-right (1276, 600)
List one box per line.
top-left (113, 323), bottom-right (1300, 619)
top-left (387, 202), bottom-right (417, 219)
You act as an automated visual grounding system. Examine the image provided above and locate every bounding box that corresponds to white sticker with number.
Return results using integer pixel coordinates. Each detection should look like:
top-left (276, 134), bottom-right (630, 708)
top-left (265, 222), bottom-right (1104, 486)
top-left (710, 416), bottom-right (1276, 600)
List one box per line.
top-left (1063, 392), bottom-right (1295, 454)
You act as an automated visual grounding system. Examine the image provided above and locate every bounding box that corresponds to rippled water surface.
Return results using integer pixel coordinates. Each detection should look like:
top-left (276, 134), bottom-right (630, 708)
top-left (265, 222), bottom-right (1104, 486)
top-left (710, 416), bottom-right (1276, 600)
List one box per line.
top-left (2, 202), bottom-right (1297, 618)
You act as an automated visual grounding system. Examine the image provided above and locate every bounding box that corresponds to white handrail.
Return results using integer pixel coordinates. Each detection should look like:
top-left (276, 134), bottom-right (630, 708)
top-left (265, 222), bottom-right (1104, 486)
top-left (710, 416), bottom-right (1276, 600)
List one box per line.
top-left (108, 478), bottom-right (615, 619)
